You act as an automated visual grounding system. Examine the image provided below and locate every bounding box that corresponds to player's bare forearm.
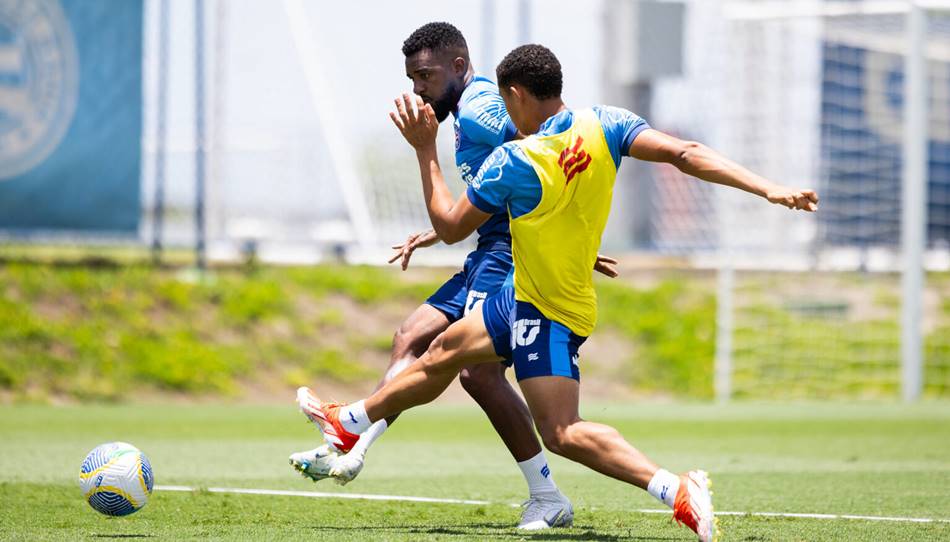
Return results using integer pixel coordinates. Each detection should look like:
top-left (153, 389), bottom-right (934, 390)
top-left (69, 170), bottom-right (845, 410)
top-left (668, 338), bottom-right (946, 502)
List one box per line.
top-left (414, 150), bottom-right (489, 243)
top-left (630, 129), bottom-right (818, 212)
top-left (677, 143), bottom-right (818, 211)
top-left (673, 143), bottom-right (771, 195)
top-left (414, 146), bottom-right (461, 241)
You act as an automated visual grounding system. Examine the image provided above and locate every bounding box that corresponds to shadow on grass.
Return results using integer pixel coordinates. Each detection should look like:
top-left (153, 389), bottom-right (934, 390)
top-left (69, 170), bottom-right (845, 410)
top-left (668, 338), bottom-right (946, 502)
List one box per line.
top-left (311, 522), bottom-right (681, 541)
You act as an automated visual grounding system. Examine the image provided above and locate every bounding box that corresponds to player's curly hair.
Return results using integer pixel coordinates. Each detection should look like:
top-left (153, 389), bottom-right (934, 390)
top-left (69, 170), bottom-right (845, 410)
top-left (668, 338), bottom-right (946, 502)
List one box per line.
top-left (402, 22), bottom-right (468, 57)
top-left (496, 44), bottom-right (562, 100)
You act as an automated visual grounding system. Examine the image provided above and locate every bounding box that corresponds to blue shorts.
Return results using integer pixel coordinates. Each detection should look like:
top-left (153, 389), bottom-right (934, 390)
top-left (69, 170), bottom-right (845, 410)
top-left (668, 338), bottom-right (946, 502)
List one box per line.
top-left (426, 249), bottom-right (514, 323)
top-left (482, 286), bottom-right (587, 381)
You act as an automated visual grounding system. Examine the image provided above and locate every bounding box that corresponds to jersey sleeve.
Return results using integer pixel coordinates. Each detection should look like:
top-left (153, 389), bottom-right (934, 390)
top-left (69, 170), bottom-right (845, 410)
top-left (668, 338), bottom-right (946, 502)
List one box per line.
top-left (458, 89), bottom-right (514, 148)
top-left (466, 146), bottom-right (512, 214)
top-left (595, 105), bottom-right (650, 168)
top-left (467, 145), bottom-right (542, 218)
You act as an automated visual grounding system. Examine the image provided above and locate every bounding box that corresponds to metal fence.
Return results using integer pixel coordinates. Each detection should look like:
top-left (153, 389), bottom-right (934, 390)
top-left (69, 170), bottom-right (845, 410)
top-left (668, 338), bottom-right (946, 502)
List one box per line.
top-left (2, 0), bottom-right (948, 399)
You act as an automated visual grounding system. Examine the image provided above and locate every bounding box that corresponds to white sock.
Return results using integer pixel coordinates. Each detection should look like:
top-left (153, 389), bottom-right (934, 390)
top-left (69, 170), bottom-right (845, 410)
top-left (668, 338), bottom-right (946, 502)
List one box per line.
top-left (647, 468), bottom-right (680, 508)
top-left (517, 451), bottom-right (559, 496)
top-left (344, 359), bottom-right (403, 456)
top-left (349, 419), bottom-right (388, 457)
top-left (338, 400), bottom-right (372, 434)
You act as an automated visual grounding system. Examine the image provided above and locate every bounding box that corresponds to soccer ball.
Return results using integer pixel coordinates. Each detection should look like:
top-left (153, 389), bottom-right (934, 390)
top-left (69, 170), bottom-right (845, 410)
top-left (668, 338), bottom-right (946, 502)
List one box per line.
top-left (78, 442), bottom-right (154, 516)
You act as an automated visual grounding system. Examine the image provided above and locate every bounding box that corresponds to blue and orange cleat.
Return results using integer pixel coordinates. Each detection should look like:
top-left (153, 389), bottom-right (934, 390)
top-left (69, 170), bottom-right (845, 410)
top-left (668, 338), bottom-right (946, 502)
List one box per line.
top-left (672, 470), bottom-right (718, 542)
top-left (296, 386), bottom-right (360, 453)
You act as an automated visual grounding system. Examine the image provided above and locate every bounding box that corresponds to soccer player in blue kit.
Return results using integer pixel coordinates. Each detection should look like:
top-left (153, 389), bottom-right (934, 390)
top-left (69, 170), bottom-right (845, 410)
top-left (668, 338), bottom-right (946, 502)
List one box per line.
top-left (298, 43), bottom-right (818, 541)
top-left (290, 22), bottom-right (615, 530)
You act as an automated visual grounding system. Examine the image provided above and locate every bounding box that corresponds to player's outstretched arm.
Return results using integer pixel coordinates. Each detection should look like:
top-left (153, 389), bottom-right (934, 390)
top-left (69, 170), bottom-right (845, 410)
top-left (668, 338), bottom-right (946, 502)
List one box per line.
top-left (628, 128), bottom-right (819, 212)
top-left (390, 93), bottom-right (491, 243)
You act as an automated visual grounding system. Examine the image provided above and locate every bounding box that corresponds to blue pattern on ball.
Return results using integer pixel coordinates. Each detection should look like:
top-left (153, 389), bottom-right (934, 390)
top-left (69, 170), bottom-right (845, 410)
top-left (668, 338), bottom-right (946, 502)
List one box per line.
top-left (81, 443), bottom-right (116, 474)
top-left (88, 491), bottom-right (137, 516)
top-left (140, 455), bottom-right (154, 493)
top-left (81, 443), bottom-right (152, 517)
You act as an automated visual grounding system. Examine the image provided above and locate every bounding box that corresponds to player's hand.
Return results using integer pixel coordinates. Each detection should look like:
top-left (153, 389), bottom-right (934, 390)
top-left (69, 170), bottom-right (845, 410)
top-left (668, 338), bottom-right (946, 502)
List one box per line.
top-left (389, 93), bottom-right (438, 151)
top-left (388, 229), bottom-right (440, 270)
top-left (766, 187), bottom-right (819, 212)
top-left (594, 254), bottom-right (619, 278)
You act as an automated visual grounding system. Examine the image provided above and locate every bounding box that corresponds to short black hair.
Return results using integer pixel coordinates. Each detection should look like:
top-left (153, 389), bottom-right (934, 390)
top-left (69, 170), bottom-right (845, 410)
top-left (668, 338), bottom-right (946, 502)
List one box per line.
top-left (496, 44), bottom-right (562, 100)
top-left (402, 22), bottom-right (468, 58)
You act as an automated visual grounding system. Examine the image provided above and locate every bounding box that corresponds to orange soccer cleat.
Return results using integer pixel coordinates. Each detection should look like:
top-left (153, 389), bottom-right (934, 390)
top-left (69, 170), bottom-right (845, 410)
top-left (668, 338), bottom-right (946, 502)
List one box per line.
top-left (672, 470), bottom-right (718, 542)
top-left (296, 387), bottom-right (361, 453)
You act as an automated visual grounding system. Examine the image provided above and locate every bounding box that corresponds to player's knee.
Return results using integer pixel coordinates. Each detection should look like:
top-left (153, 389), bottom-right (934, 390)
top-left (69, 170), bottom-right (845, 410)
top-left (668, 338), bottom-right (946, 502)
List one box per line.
top-left (391, 327), bottom-right (408, 355)
top-left (425, 331), bottom-right (446, 357)
top-left (538, 418), bottom-right (588, 458)
top-left (537, 423), bottom-right (571, 457)
top-left (392, 321), bottom-right (427, 359)
top-left (540, 430), bottom-right (568, 457)
top-left (457, 368), bottom-right (482, 396)
top-left (417, 333), bottom-right (458, 374)
top-left (458, 364), bottom-right (504, 398)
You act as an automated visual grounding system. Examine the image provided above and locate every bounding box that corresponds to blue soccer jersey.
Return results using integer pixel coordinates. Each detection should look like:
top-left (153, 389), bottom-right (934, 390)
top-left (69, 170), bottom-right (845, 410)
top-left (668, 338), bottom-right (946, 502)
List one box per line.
top-left (452, 76), bottom-right (518, 250)
top-left (424, 76), bottom-right (518, 323)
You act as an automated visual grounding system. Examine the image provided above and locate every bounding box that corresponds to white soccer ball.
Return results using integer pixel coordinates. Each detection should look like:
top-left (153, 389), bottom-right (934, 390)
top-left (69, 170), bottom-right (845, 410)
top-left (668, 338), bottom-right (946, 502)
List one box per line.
top-left (78, 442), bottom-right (154, 516)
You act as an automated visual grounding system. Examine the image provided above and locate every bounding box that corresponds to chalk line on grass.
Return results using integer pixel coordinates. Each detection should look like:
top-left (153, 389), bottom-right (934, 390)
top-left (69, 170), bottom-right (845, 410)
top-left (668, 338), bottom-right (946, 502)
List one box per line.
top-left (155, 485), bottom-right (950, 524)
top-left (156, 485), bottom-right (490, 506)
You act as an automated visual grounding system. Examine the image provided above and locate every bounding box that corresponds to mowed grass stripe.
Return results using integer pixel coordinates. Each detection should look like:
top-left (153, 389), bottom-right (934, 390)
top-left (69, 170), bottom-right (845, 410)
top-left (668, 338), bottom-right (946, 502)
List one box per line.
top-left (156, 484), bottom-right (494, 505)
top-left (1, 403), bottom-right (948, 541)
top-left (155, 484), bottom-right (950, 523)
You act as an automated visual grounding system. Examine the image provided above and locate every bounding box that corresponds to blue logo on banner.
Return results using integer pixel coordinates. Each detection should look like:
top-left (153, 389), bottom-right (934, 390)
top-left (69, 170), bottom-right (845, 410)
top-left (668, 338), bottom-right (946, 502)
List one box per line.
top-left (0, 0), bottom-right (143, 233)
top-left (0, 0), bottom-right (78, 180)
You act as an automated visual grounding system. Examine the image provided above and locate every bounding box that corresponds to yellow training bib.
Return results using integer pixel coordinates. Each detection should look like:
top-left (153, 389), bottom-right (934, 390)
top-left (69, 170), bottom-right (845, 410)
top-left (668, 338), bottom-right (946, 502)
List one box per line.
top-left (510, 109), bottom-right (616, 336)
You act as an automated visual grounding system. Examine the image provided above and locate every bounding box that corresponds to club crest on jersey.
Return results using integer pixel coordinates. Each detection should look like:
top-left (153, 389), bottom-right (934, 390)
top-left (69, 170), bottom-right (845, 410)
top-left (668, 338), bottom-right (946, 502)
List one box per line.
top-left (558, 136), bottom-right (592, 185)
top-left (512, 318), bottom-right (541, 348)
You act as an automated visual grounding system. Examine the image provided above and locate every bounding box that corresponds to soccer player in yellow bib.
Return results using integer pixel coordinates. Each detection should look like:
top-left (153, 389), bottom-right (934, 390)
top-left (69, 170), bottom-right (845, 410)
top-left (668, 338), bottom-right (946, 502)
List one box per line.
top-left (298, 44), bottom-right (817, 541)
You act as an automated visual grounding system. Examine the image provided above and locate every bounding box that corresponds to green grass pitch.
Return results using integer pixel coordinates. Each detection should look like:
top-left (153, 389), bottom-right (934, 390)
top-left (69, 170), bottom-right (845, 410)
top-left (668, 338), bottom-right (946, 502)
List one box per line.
top-left (1, 402), bottom-right (948, 541)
